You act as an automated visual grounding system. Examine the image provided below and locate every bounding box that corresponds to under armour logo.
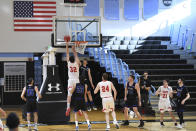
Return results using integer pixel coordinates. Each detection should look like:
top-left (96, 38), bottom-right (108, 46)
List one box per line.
top-left (48, 83), bottom-right (60, 92)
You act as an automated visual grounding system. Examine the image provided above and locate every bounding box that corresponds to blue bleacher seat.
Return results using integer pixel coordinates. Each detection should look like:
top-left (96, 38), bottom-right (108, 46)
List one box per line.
top-left (111, 45), bottom-right (119, 50)
top-left (114, 40), bottom-right (121, 45)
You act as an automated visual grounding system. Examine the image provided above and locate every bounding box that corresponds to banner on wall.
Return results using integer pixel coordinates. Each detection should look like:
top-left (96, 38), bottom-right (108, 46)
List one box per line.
top-left (84, 0), bottom-right (100, 16)
top-left (124, 0), bottom-right (139, 20)
top-left (159, 0), bottom-right (175, 9)
top-left (143, 0), bottom-right (159, 19)
top-left (104, 0), bottom-right (119, 20)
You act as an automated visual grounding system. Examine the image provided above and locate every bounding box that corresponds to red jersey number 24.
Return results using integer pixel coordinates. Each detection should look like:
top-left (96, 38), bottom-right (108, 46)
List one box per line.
top-left (70, 67), bottom-right (77, 72)
top-left (102, 86), bottom-right (109, 92)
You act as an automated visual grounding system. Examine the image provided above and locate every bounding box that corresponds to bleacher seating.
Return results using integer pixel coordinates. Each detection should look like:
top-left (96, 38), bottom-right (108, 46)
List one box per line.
top-left (107, 36), bottom-right (196, 112)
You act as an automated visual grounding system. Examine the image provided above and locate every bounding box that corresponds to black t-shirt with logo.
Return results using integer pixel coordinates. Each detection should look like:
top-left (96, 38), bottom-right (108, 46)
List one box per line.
top-left (140, 77), bottom-right (151, 94)
top-left (176, 85), bottom-right (189, 102)
top-left (80, 65), bottom-right (89, 81)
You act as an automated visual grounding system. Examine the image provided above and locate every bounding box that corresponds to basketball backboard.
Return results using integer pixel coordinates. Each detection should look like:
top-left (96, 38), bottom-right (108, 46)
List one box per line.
top-left (52, 16), bottom-right (102, 48)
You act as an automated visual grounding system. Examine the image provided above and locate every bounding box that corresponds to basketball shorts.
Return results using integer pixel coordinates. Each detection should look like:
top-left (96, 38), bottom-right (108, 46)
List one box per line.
top-left (125, 98), bottom-right (138, 108)
top-left (159, 100), bottom-right (172, 113)
top-left (102, 97), bottom-right (115, 113)
top-left (0, 119), bottom-right (3, 131)
top-left (68, 79), bottom-right (79, 96)
top-left (26, 101), bottom-right (37, 113)
top-left (74, 98), bottom-right (87, 112)
top-left (176, 99), bottom-right (185, 112)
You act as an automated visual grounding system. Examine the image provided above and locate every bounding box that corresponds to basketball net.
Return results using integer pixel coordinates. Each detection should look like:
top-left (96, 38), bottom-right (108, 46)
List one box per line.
top-left (64, 36), bottom-right (87, 54)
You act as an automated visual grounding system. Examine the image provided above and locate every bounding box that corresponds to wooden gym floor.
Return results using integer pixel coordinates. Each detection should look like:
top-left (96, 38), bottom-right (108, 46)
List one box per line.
top-left (2, 108), bottom-right (196, 131)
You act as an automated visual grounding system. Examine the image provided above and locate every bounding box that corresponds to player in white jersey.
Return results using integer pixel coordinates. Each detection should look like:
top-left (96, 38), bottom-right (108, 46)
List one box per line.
top-left (0, 107), bottom-right (6, 131)
top-left (94, 73), bottom-right (119, 130)
top-left (65, 40), bottom-right (81, 116)
top-left (156, 79), bottom-right (181, 128)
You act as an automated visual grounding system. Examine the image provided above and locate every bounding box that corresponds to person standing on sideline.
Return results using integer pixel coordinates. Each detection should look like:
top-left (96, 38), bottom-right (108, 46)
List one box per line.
top-left (80, 58), bottom-right (97, 111)
top-left (94, 73), bottom-right (119, 130)
top-left (21, 78), bottom-right (42, 130)
top-left (174, 78), bottom-right (190, 127)
top-left (122, 75), bottom-right (144, 128)
top-left (140, 71), bottom-right (151, 113)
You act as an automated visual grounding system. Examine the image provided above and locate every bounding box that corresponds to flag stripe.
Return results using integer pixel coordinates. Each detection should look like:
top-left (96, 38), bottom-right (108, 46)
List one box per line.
top-left (14, 29), bottom-right (53, 31)
top-left (34, 4), bottom-right (57, 6)
top-left (33, 1), bottom-right (56, 4)
top-left (33, 11), bottom-right (56, 13)
top-left (14, 22), bottom-right (52, 24)
top-left (14, 24), bottom-right (52, 27)
top-left (34, 8), bottom-right (56, 11)
top-left (34, 6), bottom-right (56, 9)
top-left (14, 20), bottom-right (52, 22)
top-left (33, 15), bottom-right (54, 18)
top-left (34, 12), bottom-right (56, 15)
top-left (14, 18), bottom-right (52, 20)
top-left (14, 27), bottom-right (52, 29)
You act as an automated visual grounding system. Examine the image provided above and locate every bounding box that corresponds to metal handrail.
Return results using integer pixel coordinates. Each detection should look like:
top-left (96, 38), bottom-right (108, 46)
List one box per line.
top-left (108, 51), bottom-right (114, 76)
top-left (190, 33), bottom-right (196, 53)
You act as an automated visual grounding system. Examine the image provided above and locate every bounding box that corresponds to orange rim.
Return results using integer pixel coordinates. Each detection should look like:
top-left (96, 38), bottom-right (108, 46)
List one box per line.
top-left (74, 41), bottom-right (88, 46)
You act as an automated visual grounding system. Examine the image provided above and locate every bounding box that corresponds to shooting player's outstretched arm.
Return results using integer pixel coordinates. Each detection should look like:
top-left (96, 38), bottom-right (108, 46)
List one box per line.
top-left (66, 42), bottom-right (69, 62)
top-left (72, 45), bottom-right (81, 66)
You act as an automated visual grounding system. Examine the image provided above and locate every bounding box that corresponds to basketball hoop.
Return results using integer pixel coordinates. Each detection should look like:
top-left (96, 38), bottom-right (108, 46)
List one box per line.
top-left (64, 35), bottom-right (87, 54)
top-left (74, 41), bottom-right (88, 54)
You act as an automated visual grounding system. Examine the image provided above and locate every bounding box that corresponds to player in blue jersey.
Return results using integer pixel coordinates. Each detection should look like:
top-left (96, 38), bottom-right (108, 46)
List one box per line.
top-left (70, 75), bottom-right (91, 131)
top-left (21, 78), bottom-right (42, 130)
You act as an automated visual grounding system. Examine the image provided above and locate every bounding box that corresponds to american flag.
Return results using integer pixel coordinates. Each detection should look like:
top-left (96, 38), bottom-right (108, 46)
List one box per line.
top-left (14, 1), bottom-right (56, 31)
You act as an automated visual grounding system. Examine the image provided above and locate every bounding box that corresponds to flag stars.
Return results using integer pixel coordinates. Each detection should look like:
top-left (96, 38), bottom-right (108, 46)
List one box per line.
top-left (14, 1), bottom-right (33, 17)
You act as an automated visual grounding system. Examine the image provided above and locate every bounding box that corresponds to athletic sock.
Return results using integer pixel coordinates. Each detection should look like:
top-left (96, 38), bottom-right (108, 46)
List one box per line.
top-left (28, 121), bottom-right (30, 127)
top-left (113, 118), bottom-right (117, 124)
top-left (34, 123), bottom-right (38, 129)
top-left (87, 120), bottom-right (90, 125)
top-left (90, 101), bottom-right (94, 106)
top-left (86, 102), bottom-right (89, 107)
top-left (75, 121), bottom-right (78, 127)
top-left (67, 103), bottom-right (70, 109)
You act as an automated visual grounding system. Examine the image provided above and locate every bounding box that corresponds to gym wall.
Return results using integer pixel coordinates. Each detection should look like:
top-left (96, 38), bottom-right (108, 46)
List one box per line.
top-left (0, 0), bottom-right (196, 52)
